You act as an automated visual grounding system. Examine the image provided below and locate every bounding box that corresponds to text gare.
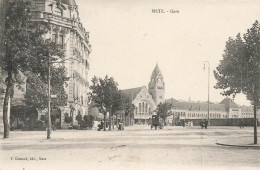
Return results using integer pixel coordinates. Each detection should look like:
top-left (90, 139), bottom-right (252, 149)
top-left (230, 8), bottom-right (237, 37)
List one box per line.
top-left (152, 9), bottom-right (179, 13)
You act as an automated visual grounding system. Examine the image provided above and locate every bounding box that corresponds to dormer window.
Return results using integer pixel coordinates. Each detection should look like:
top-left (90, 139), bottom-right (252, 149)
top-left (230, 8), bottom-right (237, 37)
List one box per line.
top-left (50, 3), bottom-right (65, 17)
top-left (54, 7), bottom-right (62, 16)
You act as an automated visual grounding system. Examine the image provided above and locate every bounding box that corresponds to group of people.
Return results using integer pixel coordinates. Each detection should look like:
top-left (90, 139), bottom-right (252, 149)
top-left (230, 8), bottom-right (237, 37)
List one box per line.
top-left (97, 120), bottom-right (124, 131)
top-left (200, 119), bottom-right (208, 129)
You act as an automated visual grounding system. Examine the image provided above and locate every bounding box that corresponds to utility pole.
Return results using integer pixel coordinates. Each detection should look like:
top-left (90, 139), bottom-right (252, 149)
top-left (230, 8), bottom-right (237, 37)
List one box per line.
top-left (46, 56), bottom-right (78, 139)
top-left (47, 56), bottom-right (51, 139)
top-left (203, 61), bottom-right (210, 126)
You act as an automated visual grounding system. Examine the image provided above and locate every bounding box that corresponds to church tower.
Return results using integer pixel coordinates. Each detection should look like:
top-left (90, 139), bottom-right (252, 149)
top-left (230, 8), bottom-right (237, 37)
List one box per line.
top-left (148, 63), bottom-right (165, 105)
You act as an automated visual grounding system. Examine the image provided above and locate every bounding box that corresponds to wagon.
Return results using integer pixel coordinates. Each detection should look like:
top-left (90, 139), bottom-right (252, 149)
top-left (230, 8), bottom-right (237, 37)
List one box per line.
top-left (151, 115), bottom-right (164, 130)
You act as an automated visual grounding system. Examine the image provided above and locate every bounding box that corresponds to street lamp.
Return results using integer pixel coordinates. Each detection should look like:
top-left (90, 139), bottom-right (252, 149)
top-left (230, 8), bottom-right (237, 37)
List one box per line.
top-left (203, 61), bottom-right (210, 126)
top-left (47, 53), bottom-right (79, 139)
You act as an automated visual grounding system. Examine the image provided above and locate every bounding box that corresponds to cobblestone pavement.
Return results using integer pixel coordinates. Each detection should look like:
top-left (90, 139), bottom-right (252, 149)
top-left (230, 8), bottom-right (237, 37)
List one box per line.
top-left (0, 125), bottom-right (259, 170)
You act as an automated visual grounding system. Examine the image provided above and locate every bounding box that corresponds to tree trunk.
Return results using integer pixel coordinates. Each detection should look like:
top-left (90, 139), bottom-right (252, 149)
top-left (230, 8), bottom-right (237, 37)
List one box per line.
top-left (112, 114), bottom-right (114, 129)
top-left (254, 104), bottom-right (257, 144)
top-left (109, 110), bottom-right (111, 131)
top-left (124, 114), bottom-right (127, 126)
top-left (116, 114), bottom-right (118, 128)
top-left (3, 69), bottom-right (12, 138)
top-left (103, 113), bottom-right (106, 131)
top-left (1, 0), bottom-right (8, 138)
top-left (129, 114), bottom-right (131, 126)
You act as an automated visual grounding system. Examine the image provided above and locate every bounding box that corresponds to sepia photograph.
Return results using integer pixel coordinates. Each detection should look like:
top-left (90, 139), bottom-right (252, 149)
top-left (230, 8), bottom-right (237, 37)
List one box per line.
top-left (0, 0), bottom-right (260, 170)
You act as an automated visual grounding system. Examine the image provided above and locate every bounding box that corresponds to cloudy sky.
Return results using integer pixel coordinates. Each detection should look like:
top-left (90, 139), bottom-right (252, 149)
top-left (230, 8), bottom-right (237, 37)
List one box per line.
top-left (76, 0), bottom-right (260, 106)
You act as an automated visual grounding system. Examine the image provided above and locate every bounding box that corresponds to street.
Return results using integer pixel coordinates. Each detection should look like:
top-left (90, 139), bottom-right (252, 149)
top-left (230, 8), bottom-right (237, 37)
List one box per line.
top-left (0, 125), bottom-right (260, 170)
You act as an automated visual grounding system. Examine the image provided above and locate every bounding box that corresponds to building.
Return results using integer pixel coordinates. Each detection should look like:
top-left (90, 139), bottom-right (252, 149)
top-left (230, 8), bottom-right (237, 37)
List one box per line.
top-left (0, 0), bottom-right (91, 129)
top-left (88, 64), bottom-right (165, 125)
top-left (166, 97), bottom-right (258, 126)
top-left (119, 63), bottom-right (165, 124)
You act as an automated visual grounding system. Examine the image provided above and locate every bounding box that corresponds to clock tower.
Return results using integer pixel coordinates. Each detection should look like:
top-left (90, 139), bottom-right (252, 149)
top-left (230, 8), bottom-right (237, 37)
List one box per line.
top-left (148, 63), bottom-right (165, 105)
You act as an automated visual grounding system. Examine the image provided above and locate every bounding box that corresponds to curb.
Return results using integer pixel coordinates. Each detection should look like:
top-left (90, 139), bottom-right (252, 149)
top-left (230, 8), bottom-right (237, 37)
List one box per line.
top-left (216, 142), bottom-right (260, 148)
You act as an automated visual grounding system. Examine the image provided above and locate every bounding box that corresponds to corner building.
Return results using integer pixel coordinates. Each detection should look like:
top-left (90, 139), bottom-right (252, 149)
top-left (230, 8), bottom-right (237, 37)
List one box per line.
top-left (30, 0), bottom-right (91, 128)
top-left (2, 0), bottom-right (92, 129)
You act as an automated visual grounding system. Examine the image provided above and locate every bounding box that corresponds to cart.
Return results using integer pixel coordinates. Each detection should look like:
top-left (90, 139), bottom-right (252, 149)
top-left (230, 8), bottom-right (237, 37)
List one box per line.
top-left (151, 115), bottom-right (164, 130)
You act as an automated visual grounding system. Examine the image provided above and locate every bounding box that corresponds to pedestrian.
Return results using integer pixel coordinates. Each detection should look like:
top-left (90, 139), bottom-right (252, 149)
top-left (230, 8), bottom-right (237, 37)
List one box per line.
top-left (239, 119), bottom-right (244, 129)
top-left (118, 121), bottom-right (121, 130)
top-left (200, 119), bottom-right (204, 129)
top-left (205, 120), bottom-right (208, 129)
top-left (98, 120), bottom-right (103, 131)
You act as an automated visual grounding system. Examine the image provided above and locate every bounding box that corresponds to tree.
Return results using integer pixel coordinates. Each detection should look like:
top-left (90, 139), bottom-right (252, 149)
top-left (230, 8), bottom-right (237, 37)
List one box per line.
top-left (214, 20), bottom-right (260, 144)
top-left (89, 75), bottom-right (121, 131)
top-left (1, 2), bottom-right (67, 138)
top-left (124, 103), bottom-right (135, 126)
top-left (156, 102), bottom-right (173, 126)
top-left (119, 93), bottom-right (135, 126)
top-left (83, 115), bottom-right (94, 128)
top-left (23, 66), bottom-right (68, 110)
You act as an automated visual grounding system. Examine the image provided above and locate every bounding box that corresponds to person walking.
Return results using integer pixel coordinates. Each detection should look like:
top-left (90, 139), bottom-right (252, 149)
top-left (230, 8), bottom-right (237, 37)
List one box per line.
top-left (205, 120), bottom-right (208, 129)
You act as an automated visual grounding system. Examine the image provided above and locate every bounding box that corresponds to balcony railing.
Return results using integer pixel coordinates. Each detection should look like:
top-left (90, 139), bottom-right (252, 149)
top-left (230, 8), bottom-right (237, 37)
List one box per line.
top-left (73, 71), bottom-right (89, 87)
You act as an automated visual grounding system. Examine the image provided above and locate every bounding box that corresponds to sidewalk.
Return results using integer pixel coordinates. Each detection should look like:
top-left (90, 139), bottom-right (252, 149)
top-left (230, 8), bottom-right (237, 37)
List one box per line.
top-left (216, 136), bottom-right (260, 148)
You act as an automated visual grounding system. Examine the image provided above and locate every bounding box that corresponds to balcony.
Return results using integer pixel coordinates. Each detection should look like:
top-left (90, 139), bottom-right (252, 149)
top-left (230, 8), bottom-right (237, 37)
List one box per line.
top-left (73, 71), bottom-right (89, 87)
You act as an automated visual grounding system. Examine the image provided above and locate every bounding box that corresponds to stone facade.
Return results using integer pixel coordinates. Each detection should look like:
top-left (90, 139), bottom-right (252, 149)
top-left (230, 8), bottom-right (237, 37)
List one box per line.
top-left (30, 0), bottom-right (91, 128)
top-left (0, 0), bottom-right (91, 129)
top-left (120, 64), bottom-right (166, 124)
top-left (148, 64), bottom-right (165, 105)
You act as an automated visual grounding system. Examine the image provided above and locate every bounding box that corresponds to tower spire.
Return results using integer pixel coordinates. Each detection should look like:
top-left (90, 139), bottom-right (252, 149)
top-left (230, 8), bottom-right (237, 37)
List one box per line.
top-left (148, 63), bottom-right (165, 105)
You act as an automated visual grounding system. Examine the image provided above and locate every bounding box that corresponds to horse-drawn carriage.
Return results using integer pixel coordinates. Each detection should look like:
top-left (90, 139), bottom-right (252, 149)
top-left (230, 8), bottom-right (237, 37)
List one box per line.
top-left (151, 115), bottom-right (164, 130)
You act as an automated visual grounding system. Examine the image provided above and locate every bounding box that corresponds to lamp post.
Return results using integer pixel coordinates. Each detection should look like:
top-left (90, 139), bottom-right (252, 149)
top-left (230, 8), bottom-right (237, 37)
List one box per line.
top-left (47, 54), bottom-right (79, 139)
top-left (203, 61), bottom-right (210, 126)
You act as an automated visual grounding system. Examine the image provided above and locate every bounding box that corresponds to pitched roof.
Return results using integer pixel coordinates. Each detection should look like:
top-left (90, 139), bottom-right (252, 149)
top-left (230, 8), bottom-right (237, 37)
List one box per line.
top-left (219, 97), bottom-right (239, 111)
top-left (120, 87), bottom-right (143, 103)
top-left (166, 98), bottom-right (226, 112)
top-left (55, 0), bottom-right (76, 6)
top-left (240, 105), bottom-right (253, 112)
top-left (151, 63), bottom-right (162, 79)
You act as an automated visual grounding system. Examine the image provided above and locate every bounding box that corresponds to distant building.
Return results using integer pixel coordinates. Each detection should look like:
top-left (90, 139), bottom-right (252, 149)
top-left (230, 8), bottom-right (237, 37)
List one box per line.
top-left (0, 0), bottom-right (91, 129)
top-left (89, 64), bottom-right (166, 125)
top-left (120, 63), bottom-right (165, 124)
top-left (166, 97), bottom-right (258, 125)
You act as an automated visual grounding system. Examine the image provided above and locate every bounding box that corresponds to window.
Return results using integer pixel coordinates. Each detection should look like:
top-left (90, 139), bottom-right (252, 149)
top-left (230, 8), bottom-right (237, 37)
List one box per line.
top-left (86, 60), bottom-right (88, 68)
top-left (145, 103), bottom-right (148, 113)
top-left (52, 34), bottom-right (58, 43)
top-left (142, 102), bottom-right (144, 112)
top-left (81, 96), bottom-right (83, 105)
top-left (139, 103), bottom-right (141, 113)
top-left (59, 34), bottom-right (64, 48)
top-left (54, 6), bottom-right (63, 16)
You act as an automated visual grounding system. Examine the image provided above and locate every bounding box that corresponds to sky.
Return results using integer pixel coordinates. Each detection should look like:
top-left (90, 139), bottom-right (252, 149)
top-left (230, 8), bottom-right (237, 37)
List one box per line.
top-left (76, 0), bottom-right (260, 106)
